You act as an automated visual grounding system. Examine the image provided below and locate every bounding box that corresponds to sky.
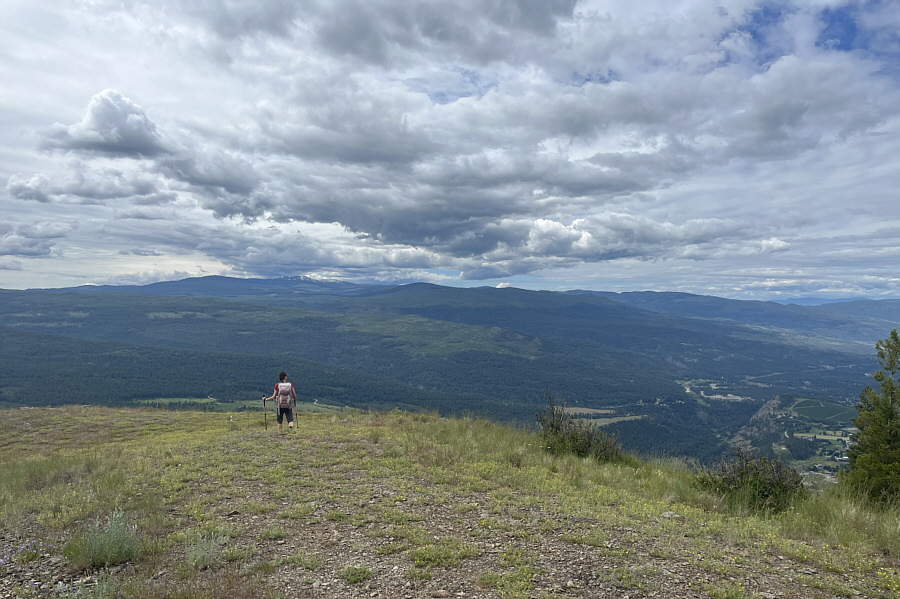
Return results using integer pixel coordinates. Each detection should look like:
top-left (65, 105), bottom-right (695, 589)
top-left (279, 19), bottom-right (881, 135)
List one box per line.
top-left (1, 0), bottom-right (899, 300)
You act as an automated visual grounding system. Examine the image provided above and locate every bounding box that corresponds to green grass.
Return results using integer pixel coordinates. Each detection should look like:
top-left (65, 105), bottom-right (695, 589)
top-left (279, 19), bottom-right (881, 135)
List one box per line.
top-left (62, 508), bottom-right (142, 568)
top-left (135, 396), bottom-right (354, 414)
top-left (338, 564), bottom-right (375, 584)
top-left (791, 398), bottom-right (857, 424)
top-left (1, 405), bottom-right (899, 598)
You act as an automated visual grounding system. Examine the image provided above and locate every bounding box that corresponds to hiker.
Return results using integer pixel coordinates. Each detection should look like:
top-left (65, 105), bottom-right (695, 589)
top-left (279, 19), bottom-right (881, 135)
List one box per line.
top-left (263, 371), bottom-right (296, 430)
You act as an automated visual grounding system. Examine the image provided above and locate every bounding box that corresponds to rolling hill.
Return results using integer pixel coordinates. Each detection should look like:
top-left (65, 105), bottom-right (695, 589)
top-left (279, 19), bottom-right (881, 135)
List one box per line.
top-left (1, 277), bottom-right (896, 463)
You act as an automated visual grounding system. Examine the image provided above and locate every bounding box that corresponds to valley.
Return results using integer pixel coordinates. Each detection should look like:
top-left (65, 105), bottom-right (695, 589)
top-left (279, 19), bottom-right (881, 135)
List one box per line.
top-left (1, 276), bottom-right (896, 467)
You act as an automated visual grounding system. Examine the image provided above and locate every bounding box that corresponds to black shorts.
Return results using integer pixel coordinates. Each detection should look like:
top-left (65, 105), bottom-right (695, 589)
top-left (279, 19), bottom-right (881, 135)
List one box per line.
top-left (277, 407), bottom-right (293, 424)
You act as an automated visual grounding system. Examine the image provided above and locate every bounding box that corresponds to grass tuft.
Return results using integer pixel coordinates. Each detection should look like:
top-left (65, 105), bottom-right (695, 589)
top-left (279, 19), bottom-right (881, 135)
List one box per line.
top-left (339, 564), bottom-right (374, 584)
top-left (63, 508), bottom-right (141, 568)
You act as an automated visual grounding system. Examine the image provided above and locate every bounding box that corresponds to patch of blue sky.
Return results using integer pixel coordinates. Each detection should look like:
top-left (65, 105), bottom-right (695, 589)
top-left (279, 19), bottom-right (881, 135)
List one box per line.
top-left (819, 2), bottom-right (900, 76)
top-left (814, 1), bottom-right (900, 80)
top-left (816, 5), bottom-right (858, 52)
top-left (717, 2), bottom-right (795, 70)
top-left (455, 66), bottom-right (497, 94)
top-left (742, 3), bottom-right (790, 46)
top-left (416, 66), bottom-right (497, 105)
top-left (565, 68), bottom-right (620, 87)
top-left (427, 90), bottom-right (473, 105)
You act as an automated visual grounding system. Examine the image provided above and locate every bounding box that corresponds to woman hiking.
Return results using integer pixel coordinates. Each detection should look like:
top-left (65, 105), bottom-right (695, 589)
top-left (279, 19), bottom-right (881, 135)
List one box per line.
top-left (263, 371), bottom-right (296, 431)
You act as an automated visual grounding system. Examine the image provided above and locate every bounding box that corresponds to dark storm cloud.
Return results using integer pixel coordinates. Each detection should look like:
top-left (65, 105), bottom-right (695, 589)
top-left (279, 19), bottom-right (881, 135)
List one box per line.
top-left (186, 0), bottom-right (302, 39)
top-left (313, 0), bottom-right (577, 66)
top-left (156, 150), bottom-right (260, 196)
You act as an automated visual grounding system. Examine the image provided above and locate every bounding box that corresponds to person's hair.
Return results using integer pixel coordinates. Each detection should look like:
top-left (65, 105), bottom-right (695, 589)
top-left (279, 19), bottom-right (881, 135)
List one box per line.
top-left (279, 371), bottom-right (288, 382)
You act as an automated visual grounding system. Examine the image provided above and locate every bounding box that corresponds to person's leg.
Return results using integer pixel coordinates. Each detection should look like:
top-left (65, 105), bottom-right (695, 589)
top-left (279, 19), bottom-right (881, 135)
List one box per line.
top-left (277, 408), bottom-right (284, 430)
top-left (287, 408), bottom-right (294, 428)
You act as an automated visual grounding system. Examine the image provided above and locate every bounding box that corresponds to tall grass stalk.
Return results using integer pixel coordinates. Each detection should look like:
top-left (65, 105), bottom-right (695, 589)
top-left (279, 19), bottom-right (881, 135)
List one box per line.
top-left (779, 487), bottom-right (900, 557)
top-left (60, 570), bottom-right (121, 599)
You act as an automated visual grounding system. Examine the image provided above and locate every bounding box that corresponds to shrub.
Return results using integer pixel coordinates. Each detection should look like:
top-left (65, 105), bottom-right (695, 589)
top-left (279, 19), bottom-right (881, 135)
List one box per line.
top-left (63, 508), bottom-right (141, 568)
top-left (536, 393), bottom-right (623, 463)
top-left (339, 565), bottom-right (374, 584)
top-left (696, 449), bottom-right (807, 514)
top-left (184, 532), bottom-right (225, 569)
top-left (258, 525), bottom-right (285, 540)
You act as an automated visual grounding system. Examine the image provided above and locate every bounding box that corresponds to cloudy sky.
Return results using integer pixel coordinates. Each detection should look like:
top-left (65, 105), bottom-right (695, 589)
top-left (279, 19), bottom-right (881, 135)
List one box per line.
top-left (2, 0), bottom-right (898, 299)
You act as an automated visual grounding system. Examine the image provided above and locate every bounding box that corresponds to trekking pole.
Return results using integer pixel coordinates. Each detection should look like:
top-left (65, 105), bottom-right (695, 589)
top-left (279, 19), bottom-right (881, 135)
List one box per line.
top-left (262, 396), bottom-right (267, 430)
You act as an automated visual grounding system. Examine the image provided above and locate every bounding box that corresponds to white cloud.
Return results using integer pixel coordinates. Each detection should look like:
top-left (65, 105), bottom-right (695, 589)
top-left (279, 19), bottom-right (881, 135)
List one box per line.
top-left (0, 222), bottom-right (74, 258)
top-left (1, 0), bottom-right (899, 299)
top-left (7, 174), bottom-right (52, 203)
top-left (42, 89), bottom-right (167, 157)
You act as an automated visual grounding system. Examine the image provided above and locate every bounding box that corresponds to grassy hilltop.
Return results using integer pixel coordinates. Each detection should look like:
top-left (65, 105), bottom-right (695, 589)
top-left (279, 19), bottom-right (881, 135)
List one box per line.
top-left (1, 406), bottom-right (899, 599)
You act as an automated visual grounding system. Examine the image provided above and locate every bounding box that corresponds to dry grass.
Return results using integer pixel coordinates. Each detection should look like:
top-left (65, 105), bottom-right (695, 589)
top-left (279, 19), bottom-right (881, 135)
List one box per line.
top-left (0, 405), bottom-right (898, 598)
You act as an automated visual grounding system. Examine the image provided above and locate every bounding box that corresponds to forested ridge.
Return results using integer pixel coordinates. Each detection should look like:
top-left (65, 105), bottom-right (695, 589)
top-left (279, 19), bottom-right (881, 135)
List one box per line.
top-left (1, 277), bottom-right (897, 463)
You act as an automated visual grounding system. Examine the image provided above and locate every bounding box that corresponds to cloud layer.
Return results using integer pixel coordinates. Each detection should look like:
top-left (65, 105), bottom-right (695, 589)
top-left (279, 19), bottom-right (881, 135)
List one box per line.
top-left (2, 0), bottom-right (899, 298)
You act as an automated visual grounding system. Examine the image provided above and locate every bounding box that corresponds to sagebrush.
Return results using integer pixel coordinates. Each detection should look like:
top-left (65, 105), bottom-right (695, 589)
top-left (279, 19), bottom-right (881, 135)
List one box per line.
top-left (537, 393), bottom-right (623, 463)
top-left (62, 508), bottom-right (141, 568)
top-left (696, 449), bottom-right (807, 513)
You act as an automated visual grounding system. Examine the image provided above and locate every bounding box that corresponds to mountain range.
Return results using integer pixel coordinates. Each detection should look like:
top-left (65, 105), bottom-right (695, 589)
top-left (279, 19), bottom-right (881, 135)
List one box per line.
top-left (2, 276), bottom-right (897, 463)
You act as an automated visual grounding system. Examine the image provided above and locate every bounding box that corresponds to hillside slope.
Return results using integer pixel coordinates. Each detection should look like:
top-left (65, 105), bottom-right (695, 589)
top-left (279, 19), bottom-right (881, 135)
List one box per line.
top-left (2, 278), bottom-right (896, 463)
top-left (1, 407), bottom-right (897, 598)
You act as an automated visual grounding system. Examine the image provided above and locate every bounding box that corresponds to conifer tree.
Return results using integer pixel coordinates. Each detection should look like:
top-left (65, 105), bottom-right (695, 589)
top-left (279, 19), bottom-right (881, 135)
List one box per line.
top-left (842, 329), bottom-right (900, 503)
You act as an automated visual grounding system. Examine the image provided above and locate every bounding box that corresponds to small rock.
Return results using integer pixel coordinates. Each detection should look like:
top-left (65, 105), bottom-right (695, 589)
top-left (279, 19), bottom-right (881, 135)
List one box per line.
top-left (431, 591), bottom-right (450, 598)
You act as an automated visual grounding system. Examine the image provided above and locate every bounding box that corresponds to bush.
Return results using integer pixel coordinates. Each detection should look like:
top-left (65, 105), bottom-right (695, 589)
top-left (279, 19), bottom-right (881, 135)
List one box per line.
top-left (63, 508), bottom-right (141, 568)
top-left (696, 449), bottom-right (807, 514)
top-left (537, 393), bottom-right (623, 463)
top-left (184, 532), bottom-right (225, 569)
top-left (339, 565), bottom-right (374, 584)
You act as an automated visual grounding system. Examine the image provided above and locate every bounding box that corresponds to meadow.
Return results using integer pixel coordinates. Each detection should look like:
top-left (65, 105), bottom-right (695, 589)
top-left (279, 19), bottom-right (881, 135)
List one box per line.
top-left (1, 406), bottom-right (898, 598)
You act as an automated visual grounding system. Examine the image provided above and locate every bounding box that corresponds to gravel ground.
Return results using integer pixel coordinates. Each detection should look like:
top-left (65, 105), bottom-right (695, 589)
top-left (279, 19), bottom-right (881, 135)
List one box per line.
top-left (0, 415), bottom-right (886, 599)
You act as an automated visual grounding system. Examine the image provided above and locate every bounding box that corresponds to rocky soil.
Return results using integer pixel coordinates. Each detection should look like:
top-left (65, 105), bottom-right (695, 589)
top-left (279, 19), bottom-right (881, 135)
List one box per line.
top-left (0, 421), bottom-right (884, 598)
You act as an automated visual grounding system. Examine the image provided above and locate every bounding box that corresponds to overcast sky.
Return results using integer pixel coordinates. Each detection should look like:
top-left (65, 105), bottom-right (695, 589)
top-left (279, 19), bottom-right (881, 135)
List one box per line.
top-left (2, 0), bottom-right (898, 299)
